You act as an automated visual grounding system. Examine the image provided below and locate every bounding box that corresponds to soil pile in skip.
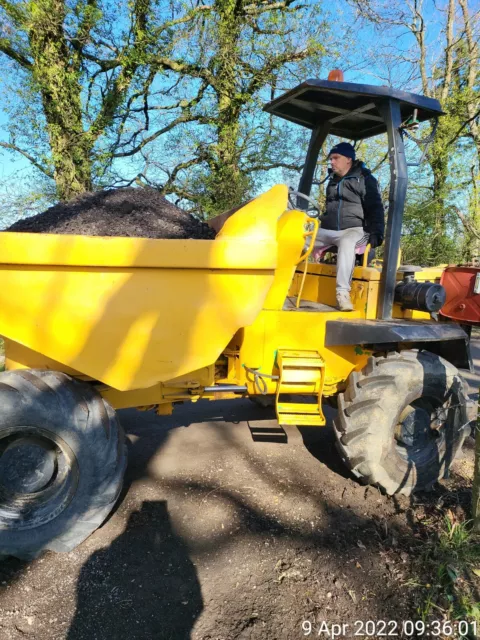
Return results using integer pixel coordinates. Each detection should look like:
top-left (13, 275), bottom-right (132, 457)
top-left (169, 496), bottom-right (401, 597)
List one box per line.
top-left (7, 187), bottom-right (216, 239)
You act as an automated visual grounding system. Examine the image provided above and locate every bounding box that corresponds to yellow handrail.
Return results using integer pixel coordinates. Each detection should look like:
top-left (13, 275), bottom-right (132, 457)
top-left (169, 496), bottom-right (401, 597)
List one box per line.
top-left (295, 217), bottom-right (319, 308)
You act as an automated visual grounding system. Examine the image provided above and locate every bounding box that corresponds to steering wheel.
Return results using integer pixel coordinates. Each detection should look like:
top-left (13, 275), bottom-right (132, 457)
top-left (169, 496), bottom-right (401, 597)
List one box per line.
top-left (287, 189), bottom-right (323, 219)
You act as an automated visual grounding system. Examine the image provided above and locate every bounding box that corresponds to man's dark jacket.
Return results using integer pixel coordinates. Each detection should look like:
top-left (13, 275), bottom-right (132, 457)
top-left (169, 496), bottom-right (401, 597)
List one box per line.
top-left (322, 160), bottom-right (384, 236)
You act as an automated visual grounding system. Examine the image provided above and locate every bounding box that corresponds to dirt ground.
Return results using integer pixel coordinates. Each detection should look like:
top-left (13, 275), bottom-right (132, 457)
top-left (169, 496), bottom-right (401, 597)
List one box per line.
top-left (0, 345), bottom-right (478, 640)
top-left (7, 188), bottom-right (215, 240)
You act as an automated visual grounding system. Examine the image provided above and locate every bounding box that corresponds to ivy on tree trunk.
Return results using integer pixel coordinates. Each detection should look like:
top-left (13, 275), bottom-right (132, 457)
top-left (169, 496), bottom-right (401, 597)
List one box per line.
top-left (0, 0), bottom-right (325, 210)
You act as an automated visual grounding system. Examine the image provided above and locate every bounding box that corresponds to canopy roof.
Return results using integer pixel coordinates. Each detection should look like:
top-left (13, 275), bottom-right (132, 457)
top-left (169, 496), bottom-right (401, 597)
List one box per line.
top-left (263, 79), bottom-right (444, 140)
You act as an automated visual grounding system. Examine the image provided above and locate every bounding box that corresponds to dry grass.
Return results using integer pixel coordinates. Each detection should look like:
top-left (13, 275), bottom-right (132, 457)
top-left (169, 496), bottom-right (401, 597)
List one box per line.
top-left (406, 453), bottom-right (480, 639)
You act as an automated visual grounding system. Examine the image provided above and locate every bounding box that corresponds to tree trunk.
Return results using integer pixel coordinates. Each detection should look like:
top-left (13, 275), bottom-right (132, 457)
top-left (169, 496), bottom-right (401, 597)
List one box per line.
top-left (429, 137), bottom-right (449, 236)
top-left (28, 0), bottom-right (92, 200)
top-left (207, 0), bottom-right (250, 215)
top-left (47, 134), bottom-right (93, 201)
top-left (213, 116), bottom-right (249, 214)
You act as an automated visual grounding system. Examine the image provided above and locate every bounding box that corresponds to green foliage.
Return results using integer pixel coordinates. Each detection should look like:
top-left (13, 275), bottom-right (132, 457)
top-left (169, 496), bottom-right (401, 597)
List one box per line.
top-left (347, 0), bottom-right (479, 266)
top-left (401, 196), bottom-right (463, 266)
top-left (132, 0), bottom-right (328, 216)
top-left (413, 513), bottom-right (480, 634)
top-left (187, 164), bottom-right (253, 219)
top-left (0, 0), bottom-right (478, 254)
top-left (0, 168), bottom-right (55, 229)
top-left (0, 0), bottom-right (329, 213)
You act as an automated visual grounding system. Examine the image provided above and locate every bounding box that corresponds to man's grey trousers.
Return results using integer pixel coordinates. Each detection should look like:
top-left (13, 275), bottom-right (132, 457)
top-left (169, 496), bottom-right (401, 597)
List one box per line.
top-left (314, 227), bottom-right (369, 294)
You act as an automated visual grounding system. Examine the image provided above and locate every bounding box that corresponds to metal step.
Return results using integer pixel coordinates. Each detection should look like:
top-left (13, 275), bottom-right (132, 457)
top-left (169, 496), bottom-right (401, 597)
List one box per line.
top-left (277, 403), bottom-right (320, 414)
top-left (276, 412), bottom-right (325, 426)
top-left (275, 350), bottom-right (326, 427)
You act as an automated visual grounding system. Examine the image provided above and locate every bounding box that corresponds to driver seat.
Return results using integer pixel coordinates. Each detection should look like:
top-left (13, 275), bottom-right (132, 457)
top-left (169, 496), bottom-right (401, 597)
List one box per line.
top-left (312, 242), bottom-right (374, 268)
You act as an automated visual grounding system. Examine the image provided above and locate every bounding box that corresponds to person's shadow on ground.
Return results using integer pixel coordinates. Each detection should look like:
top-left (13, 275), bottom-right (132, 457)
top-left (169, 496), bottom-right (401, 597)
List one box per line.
top-left (67, 500), bottom-right (203, 640)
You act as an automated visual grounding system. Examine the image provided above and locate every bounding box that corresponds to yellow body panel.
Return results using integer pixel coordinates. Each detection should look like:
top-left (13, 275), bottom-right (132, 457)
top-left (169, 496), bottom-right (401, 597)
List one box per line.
top-left (263, 209), bottom-right (308, 309)
top-left (228, 259), bottom-right (439, 402)
top-left (98, 366), bottom-right (215, 409)
top-left (238, 309), bottom-right (370, 397)
top-left (0, 182), bottom-right (448, 413)
top-left (289, 263), bottom-right (438, 321)
top-left (4, 338), bottom-right (85, 377)
top-left (0, 232), bottom-right (276, 270)
top-left (0, 186), bottom-right (289, 391)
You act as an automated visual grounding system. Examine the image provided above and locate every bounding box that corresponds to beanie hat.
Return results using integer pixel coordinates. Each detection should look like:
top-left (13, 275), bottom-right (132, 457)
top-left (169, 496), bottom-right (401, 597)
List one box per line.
top-left (328, 142), bottom-right (356, 161)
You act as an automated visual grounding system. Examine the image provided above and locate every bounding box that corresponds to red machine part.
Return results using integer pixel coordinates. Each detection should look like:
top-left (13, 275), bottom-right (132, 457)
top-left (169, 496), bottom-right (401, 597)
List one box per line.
top-left (440, 266), bottom-right (480, 325)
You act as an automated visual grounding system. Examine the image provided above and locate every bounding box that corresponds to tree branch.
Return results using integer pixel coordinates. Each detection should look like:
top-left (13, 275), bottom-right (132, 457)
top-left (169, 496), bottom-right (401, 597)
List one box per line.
top-left (244, 49), bottom-right (309, 98)
top-left (65, 33), bottom-right (120, 70)
top-left (89, 0), bottom-right (152, 142)
top-left (155, 4), bottom-right (213, 33)
top-left (458, 0), bottom-right (480, 150)
top-left (244, 0), bottom-right (298, 15)
top-left (112, 112), bottom-right (203, 158)
top-left (0, 142), bottom-right (53, 178)
top-left (153, 56), bottom-right (217, 88)
top-left (440, 0), bottom-right (455, 103)
top-left (404, 0), bottom-right (429, 95)
top-left (111, 79), bottom-right (208, 159)
top-left (245, 13), bottom-right (295, 35)
top-left (164, 185), bottom-right (198, 202)
top-left (107, 68), bottom-right (158, 155)
top-left (453, 205), bottom-right (480, 240)
top-left (243, 161), bottom-right (303, 173)
top-left (160, 156), bottom-right (205, 193)
top-left (371, 152), bottom-right (389, 173)
top-left (70, 0), bottom-right (103, 73)
top-left (446, 107), bottom-right (480, 146)
top-left (0, 37), bottom-right (32, 68)
top-left (0, 0), bottom-right (27, 26)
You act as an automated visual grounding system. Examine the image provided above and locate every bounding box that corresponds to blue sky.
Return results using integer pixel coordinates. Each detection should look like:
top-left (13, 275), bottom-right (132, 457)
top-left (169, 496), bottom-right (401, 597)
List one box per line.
top-left (0, 0), bottom-right (467, 220)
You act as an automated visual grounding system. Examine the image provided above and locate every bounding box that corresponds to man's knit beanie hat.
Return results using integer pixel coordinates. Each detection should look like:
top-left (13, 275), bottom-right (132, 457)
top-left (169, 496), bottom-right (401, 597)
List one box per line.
top-left (328, 142), bottom-right (356, 160)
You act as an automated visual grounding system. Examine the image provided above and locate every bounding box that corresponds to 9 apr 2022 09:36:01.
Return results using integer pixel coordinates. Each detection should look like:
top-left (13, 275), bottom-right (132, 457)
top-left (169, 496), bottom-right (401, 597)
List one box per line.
top-left (301, 619), bottom-right (477, 637)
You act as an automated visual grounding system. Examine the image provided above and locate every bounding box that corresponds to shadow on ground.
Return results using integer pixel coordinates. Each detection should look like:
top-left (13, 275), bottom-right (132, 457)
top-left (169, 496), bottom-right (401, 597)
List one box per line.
top-left (67, 501), bottom-right (202, 640)
top-left (0, 384), bottom-right (477, 639)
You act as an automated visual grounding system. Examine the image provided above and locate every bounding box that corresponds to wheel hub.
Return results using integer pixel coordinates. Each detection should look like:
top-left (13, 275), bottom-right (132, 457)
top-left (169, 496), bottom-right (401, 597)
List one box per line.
top-left (396, 405), bottom-right (432, 449)
top-left (0, 437), bottom-right (56, 494)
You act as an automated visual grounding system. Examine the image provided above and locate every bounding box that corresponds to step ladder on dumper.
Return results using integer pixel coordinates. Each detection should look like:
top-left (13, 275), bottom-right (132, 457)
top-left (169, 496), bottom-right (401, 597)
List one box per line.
top-left (275, 350), bottom-right (326, 427)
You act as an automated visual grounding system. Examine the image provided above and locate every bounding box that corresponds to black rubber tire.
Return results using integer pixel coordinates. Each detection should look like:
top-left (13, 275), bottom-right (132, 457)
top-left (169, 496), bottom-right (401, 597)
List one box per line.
top-left (0, 369), bottom-right (127, 559)
top-left (333, 351), bottom-right (470, 496)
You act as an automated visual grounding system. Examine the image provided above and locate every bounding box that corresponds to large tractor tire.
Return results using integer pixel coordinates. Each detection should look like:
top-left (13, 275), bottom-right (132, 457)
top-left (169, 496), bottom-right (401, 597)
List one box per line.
top-left (334, 351), bottom-right (470, 496)
top-left (0, 369), bottom-right (127, 559)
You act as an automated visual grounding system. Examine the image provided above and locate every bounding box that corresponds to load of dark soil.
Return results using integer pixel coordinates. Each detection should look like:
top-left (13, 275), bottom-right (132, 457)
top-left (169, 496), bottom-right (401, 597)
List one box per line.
top-left (7, 187), bottom-right (216, 239)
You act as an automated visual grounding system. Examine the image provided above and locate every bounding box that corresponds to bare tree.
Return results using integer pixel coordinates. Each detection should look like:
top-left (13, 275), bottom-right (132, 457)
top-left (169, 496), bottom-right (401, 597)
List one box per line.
top-left (349, 0), bottom-right (480, 254)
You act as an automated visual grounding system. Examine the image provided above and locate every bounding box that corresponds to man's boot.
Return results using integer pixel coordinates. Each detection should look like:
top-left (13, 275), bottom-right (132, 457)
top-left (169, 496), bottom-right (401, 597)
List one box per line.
top-left (336, 291), bottom-right (354, 311)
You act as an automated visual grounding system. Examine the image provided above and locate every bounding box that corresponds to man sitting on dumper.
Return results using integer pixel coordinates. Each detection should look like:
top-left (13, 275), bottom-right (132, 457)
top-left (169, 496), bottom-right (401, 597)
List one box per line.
top-left (313, 142), bottom-right (385, 311)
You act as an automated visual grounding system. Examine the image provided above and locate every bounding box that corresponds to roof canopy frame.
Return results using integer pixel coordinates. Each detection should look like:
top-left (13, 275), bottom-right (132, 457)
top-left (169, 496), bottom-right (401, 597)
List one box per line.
top-left (264, 78), bottom-right (444, 140)
top-left (267, 79), bottom-right (443, 320)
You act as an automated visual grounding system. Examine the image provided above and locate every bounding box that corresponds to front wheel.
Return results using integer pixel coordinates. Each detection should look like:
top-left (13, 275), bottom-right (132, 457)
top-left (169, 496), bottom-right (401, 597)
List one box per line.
top-left (334, 351), bottom-right (470, 496)
top-left (0, 369), bottom-right (126, 559)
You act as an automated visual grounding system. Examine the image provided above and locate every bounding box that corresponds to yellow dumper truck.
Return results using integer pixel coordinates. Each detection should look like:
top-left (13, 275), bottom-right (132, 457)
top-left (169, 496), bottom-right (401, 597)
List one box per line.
top-left (0, 78), bottom-right (472, 559)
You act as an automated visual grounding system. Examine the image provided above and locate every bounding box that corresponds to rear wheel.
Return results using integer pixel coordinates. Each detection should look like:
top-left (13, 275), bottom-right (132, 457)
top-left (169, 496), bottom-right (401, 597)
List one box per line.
top-left (334, 351), bottom-right (470, 496)
top-left (0, 369), bottom-right (126, 559)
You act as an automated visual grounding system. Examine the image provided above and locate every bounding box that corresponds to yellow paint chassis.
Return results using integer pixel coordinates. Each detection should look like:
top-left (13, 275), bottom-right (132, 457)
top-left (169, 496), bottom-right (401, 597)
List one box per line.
top-left (0, 184), bottom-right (444, 418)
